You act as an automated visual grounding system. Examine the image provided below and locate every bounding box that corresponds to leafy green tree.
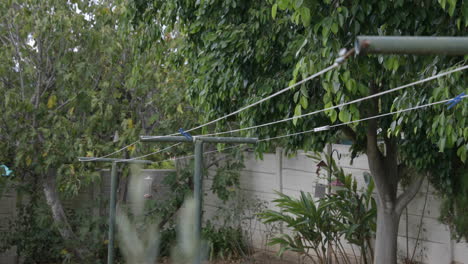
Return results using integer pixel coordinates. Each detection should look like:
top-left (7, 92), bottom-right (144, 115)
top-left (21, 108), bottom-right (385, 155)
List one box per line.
top-left (0, 0), bottom-right (194, 260)
top-left (1, 1), bottom-right (110, 259)
top-left (131, 0), bottom-right (468, 263)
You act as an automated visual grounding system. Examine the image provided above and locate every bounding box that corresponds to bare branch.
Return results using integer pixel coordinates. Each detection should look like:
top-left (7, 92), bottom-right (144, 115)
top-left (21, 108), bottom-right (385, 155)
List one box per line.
top-left (6, 20), bottom-right (25, 100)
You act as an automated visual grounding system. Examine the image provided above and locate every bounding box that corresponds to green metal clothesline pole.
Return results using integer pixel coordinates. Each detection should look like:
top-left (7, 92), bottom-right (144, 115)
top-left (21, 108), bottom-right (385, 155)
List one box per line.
top-left (108, 162), bottom-right (117, 264)
top-left (77, 157), bottom-right (152, 264)
top-left (193, 139), bottom-right (203, 264)
top-left (355, 36), bottom-right (468, 55)
top-left (140, 135), bottom-right (258, 264)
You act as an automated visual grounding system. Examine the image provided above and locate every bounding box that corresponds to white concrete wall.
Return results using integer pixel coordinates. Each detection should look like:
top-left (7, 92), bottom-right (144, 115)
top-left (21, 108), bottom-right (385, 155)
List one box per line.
top-left (203, 144), bottom-right (468, 264)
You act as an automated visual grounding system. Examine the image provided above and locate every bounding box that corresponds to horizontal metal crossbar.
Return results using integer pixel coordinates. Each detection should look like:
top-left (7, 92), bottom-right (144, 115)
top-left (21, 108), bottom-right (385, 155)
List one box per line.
top-left (140, 135), bottom-right (258, 144)
top-left (77, 157), bottom-right (153, 164)
top-left (356, 36), bottom-right (468, 55)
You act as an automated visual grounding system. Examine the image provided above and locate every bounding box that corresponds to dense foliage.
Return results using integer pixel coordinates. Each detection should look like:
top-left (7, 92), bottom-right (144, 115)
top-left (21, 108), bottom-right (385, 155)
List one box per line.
top-left (1, 0), bottom-right (468, 262)
top-left (0, 193), bottom-right (64, 263)
top-left (0, 190), bottom-right (110, 262)
top-left (0, 0), bottom-right (199, 260)
top-left (150, 212), bottom-right (249, 261)
top-left (130, 0), bottom-right (468, 242)
top-left (0, 0), bottom-right (197, 196)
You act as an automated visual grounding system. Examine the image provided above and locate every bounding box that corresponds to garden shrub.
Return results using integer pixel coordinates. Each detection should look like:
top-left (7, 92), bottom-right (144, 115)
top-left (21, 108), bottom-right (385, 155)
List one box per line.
top-left (203, 221), bottom-right (248, 261)
top-left (260, 157), bottom-right (376, 264)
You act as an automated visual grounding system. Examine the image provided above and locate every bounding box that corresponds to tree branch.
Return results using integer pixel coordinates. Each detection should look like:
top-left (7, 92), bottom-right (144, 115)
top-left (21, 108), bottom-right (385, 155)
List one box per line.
top-left (340, 125), bottom-right (357, 141)
top-left (157, 197), bottom-right (184, 229)
top-left (366, 82), bottom-right (384, 163)
top-left (206, 156), bottom-right (228, 169)
top-left (7, 21), bottom-right (25, 100)
top-left (395, 173), bottom-right (426, 215)
top-left (366, 89), bottom-right (388, 198)
top-left (383, 136), bottom-right (399, 188)
top-left (42, 169), bottom-right (92, 260)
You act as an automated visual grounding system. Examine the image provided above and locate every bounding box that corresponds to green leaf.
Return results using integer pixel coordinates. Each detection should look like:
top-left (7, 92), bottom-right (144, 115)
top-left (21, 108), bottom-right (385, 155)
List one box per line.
top-left (338, 109), bottom-right (351, 122)
top-left (322, 25), bottom-right (330, 39)
top-left (300, 85), bottom-right (308, 97)
top-left (439, 137), bottom-right (446, 152)
top-left (177, 104), bottom-right (184, 113)
top-left (293, 91), bottom-right (300, 103)
top-left (345, 79), bottom-right (355, 92)
top-left (331, 23), bottom-right (339, 34)
top-left (295, 0), bottom-right (304, 9)
top-left (392, 57), bottom-right (400, 71)
top-left (278, 0), bottom-right (288, 9)
top-left (447, 0), bottom-right (457, 16)
top-left (272, 4), bottom-right (278, 19)
top-left (300, 8), bottom-right (311, 27)
top-left (47, 95), bottom-right (57, 109)
top-left (384, 57), bottom-right (394, 70)
top-left (300, 96), bottom-right (308, 109)
top-left (329, 109), bottom-right (337, 123)
top-left (293, 104), bottom-right (302, 126)
top-left (457, 145), bottom-right (467, 163)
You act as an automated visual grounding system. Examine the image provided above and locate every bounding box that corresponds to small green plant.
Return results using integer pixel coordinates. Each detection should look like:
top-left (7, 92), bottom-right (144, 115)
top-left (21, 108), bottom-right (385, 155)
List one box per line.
top-left (259, 155), bottom-right (376, 264)
top-left (325, 173), bottom-right (376, 264)
top-left (158, 227), bottom-right (177, 258)
top-left (260, 191), bottom-right (337, 263)
top-left (203, 221), bottom-right (248, 261)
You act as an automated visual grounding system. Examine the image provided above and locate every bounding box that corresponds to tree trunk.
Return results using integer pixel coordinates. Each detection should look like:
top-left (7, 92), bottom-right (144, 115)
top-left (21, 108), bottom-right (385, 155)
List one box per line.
top-left (42, 169), bottom-right (92, 261)
top-left (364, 83), bottom-right (426, 264)
top-left (374, 205), bottom-right (400, 264)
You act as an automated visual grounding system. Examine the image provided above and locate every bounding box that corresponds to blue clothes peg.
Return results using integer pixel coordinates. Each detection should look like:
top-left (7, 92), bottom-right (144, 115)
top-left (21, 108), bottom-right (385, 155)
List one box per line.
top-left (446, 92), bottom-right (465, 110)
top-left (179, 128), bottom-right (193, 141)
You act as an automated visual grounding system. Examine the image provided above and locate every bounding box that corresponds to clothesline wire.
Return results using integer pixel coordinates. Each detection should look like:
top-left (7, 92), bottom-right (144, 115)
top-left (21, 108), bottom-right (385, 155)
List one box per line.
top-left (155, 145), bottom-right (245, 164)
top-left (172, 48), bottom-right (354, 136)
top-left (200, 64), bottom-right (468, 137)
top-left (83, 59), bottom-right (466, 162)
top-left (126, 63), bottom-right (467, 160)
top-left (83, 140), bottom-right (140, 162)
top-left (259, 95), bottom-right (467, 142)
top-left (179, 63), bottom-right (341, 135)
top-left (138, 94), bottom-right (466, 164)
top-left (85, 56), bottom-right (345, 161)
top-left (116, 143), bottom-right (182, 163)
